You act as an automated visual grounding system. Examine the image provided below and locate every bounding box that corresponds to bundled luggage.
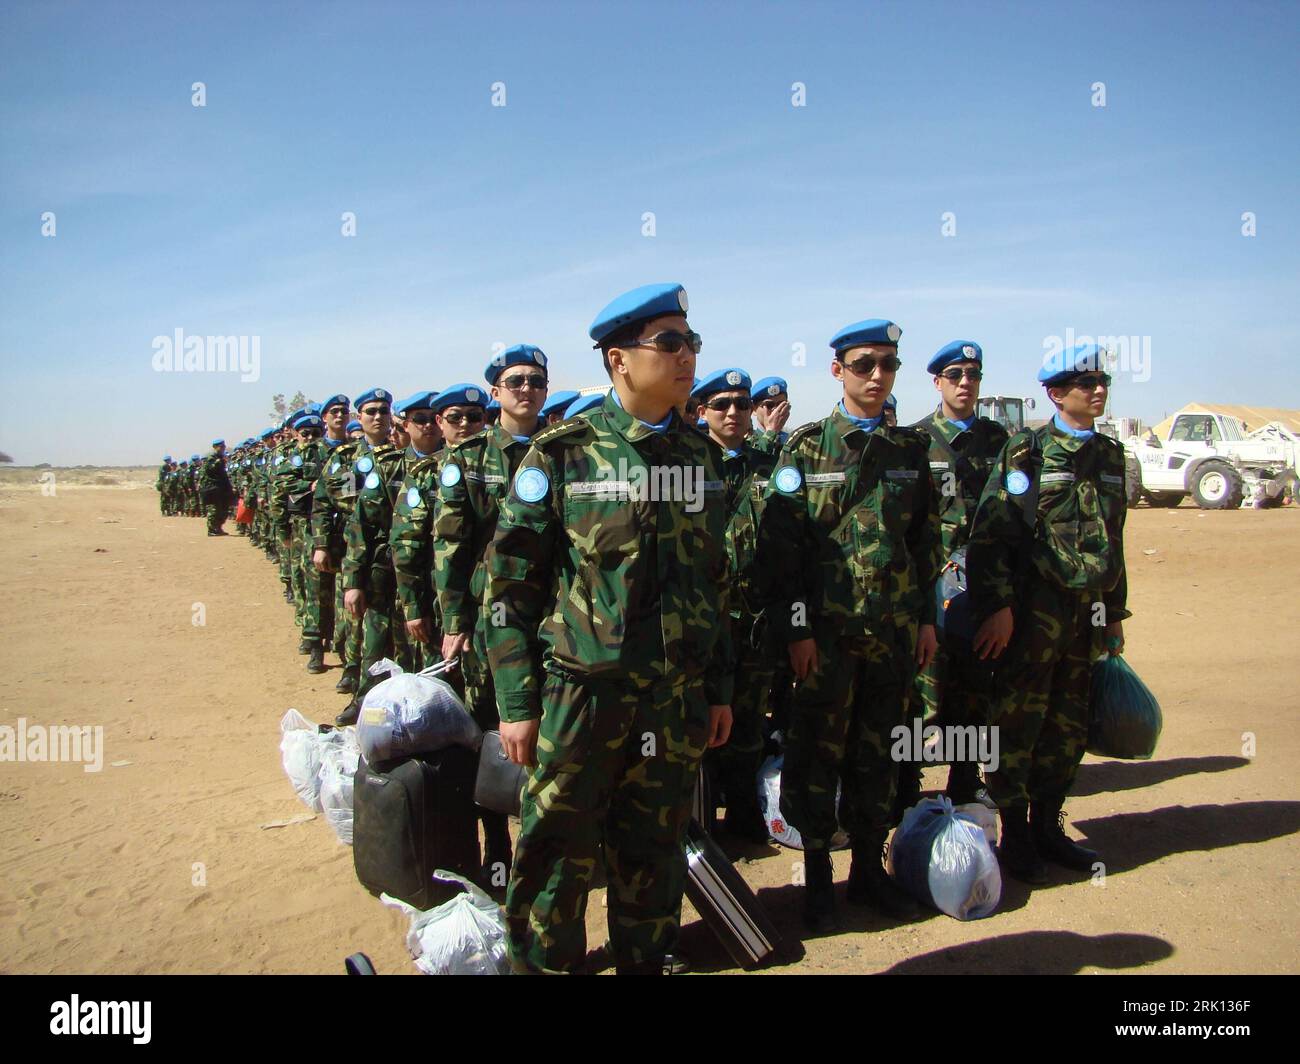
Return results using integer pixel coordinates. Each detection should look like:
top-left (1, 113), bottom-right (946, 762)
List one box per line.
top-left (889, 797), bottom-right (1001, 920)
top-left (382, 871), bottom-right (511, 975)
top-left (319, 739), bottom-right (361, 845)
top-left (352, 746), bottom-right (481, 910)
top-left (1088, 654), bottom-right (1162, 759)
top-left (279, 709), bottom-right (350, 813)
top-left (758, 754), bottom-right (848, 850)
top-left (356, 658), bottom-right (481, 764)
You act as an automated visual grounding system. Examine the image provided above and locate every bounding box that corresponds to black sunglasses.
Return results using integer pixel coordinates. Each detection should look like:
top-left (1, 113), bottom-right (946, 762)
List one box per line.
top-left (500, 374), bottom-right (548, 391)
top-left (621, 330), bottom-right (703, 356)
top-left (1069, 373), bottom-right (1112, 390)
top-left (359, 405), bottom-right (390, 417)
top-left (704, 396), bottom-right (753, 412)
top-left (299, 429), bottom-right (322, 439)
top-left (940, 367), bottom-right (983, 382)
top-left (841, 354), bottom-right (902, 376)
top-left (407, 413), bottom-right (437, 426)
top-left (442, 410), bottom-right (485, 426)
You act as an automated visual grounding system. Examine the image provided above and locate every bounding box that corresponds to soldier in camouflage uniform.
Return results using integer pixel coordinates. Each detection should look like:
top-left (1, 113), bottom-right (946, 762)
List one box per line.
top-left (156, 457), bottom-right (174, 515)
top-left (311, 396), bottom-right (362, 694)
top-left (967, 342), bottom-right (1128, 883)
top-left (271, 413), bottom-right (317, 645)
top-left (269, 418), bottom-right (303, 602)
top-left (692, 368), bottom-right (778, 844)
top-left (896, 341), bottom-right (1009, 811)
top-left (338, 388), bottom-right (413, 726)
top-left (388, 387), bottom-right (454, 675)
top-left (432, 354), bottom-right (548, 886)
top-left (758, 317), bottom-right (941, 927)
top-left (283, 410), bottom-right (335, 671)
top-left (486, 284), bottom-right (733, 974)
top-left (198, 440), bottom-right (234, 536)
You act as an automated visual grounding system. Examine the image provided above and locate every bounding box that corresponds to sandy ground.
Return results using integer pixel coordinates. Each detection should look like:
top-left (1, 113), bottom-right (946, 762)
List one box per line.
top-left (0, 468), bottom-right (1297, 975)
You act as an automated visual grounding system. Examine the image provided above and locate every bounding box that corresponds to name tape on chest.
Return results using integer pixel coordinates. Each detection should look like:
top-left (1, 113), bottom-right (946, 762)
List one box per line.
top-left (884, 468), bottom-right (919, 480)
top-left (805, 471), bottom-right (846, 485)
top-left (1040, 472), bottom-right (1077, 485)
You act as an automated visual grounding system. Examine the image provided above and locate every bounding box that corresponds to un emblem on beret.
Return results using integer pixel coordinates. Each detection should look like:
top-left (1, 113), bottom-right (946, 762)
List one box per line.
top-left (514, 467), bottom-right (550, 504)
top-left (886, 323), bottom-right (902, 342)
top-left (375, 389), bottom-right (387, 400)
top-left (466, 388), bottom-right (481, 403)
top-left (726, 371), bottom-right (742, 387)
top-left (767, 384), bottom-right (781, 396)
top-left (962, 345), bottom-right (977, 358)
top-left (678, 289), bottom-right (689, 313)
top-left (533, 350), bottom-right (547, 365)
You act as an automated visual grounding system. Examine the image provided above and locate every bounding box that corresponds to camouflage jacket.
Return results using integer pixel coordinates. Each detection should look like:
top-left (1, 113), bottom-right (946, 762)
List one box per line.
top-left (271, 440), bottom-right (324, 539)
top-left (910, 409), bottom-right (1009, 557)
top-left (389, 447), bottom-right (447, 622)
top-left (720, 442), bottom-right (778, 618)
top-left (759, 406), bottom-right (942, 641)
top-left (311, 439), bottom-right (364, 553)
top-left (341, 441), bottom-right (407, 593)
top-left (266, 440), bottom-right (297, 531)
top-left (432, 424), bottom-right (537, 636)
top-left (196, 453), bottom-right (232, 500)
top-left (484, 393), bottom-right (735, 723)
top-left (967, 420), bottom-right (1130, 622)
top-left (155, 464), bottom-right (169, 491)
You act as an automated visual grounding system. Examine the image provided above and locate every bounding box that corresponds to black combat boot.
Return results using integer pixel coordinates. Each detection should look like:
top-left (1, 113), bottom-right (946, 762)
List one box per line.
top-left (846, 833), bottom-right (922, 919)
top-left (283, 585), bottom-right (294, 604)
top-left (306, 643), bottom-right (327, 674)
top-left (297, 636), bottom-right (313, 655)
top-left (334, 698), bottom-right (360, 727)
top-left (334, 666), bottom-right (358, 694)
top-left (945, 760), bottom-right (984, 806)
top-left (802, 848), bottom-right (836, 931)
top-left (1031, 798), bottom-right (1098, 871)
top-left (997, 805), bottom-right (1049, 884)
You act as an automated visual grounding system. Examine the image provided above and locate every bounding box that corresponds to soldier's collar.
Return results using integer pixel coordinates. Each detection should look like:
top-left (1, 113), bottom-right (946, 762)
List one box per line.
top-left (605, 390), bottom-right (680, 443)
top-left (832, 402), bottom-right (881, 440)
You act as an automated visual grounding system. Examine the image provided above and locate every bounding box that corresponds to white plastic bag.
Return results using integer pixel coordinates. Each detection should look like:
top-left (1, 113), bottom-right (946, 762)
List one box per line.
top-left (889, 797), bottom-right (1002, 920)
top-left (381, 871), bottom-right (510, 975)
top-left (357, 659), bottom-right (481, 764)
top-left (758, 754), bottom-right (848, 851)
top-left (279, 709), bottom-right (327, 812)
top-left (319, 732), bottom-right (360, 845)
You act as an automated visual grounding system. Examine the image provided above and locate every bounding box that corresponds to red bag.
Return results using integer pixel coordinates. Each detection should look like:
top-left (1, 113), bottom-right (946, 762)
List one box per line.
top-left (235, 497), bottom-right (255, 524)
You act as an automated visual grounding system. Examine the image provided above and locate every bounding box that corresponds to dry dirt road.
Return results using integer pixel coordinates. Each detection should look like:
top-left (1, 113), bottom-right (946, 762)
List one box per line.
top-left (1, 472), bottom-right (1296, 974)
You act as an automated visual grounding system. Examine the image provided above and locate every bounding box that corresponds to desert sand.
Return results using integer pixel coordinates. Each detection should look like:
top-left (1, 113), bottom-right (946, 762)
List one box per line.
top-left (1, 468), bottom-right (1297, 974)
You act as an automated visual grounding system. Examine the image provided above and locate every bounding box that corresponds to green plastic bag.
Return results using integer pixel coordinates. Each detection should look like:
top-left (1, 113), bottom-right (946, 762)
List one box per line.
top-left (1087, 655), bottom-right (1162, 759)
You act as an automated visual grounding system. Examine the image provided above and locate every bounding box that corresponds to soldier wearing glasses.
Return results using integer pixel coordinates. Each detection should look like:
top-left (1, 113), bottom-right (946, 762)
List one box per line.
top-left (486, 283), bottom-right (734, 974)
top-left (967, 342), bottom-right (1127, 884)
top-left (759, 318), bottom-right (941, 927)
top-left (693, 368), bottom-right (778, 843)
top-left (897, 342), bottom-right (1009, 810)
top-left (750, 376), bottom-right (792, 453)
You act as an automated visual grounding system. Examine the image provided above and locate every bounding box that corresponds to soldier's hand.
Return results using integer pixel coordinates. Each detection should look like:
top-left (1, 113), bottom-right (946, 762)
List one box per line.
top-left (442, 632), bottom-right (470, 660)
top-left (312, 549), bottom-right (334, 573)
top-left (501, 719), bottom-right (540, 767)
top-left (406, 617), bottom-right (431, 643)
top-left (707, 705), bottom-right (733, 748)
top-left (916, 624), bottom-right (938, 668)
top-left (344, 588), bottom-right (366, 620)
top-left (788, 637), bottom-right (819, 681)
top-left (768, 400), bottom-right (791, 434)
top-left (1105, 620), bottom-right (1125, 656)
top-left (974, 607), bottom-right (1013, 660)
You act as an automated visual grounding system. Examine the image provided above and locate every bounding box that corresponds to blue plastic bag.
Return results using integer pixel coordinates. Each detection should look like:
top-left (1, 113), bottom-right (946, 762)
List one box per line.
top-left (890, 797), bottom-right (1001, 920)
top-left (1087, 654), bottom-right (1162, 759)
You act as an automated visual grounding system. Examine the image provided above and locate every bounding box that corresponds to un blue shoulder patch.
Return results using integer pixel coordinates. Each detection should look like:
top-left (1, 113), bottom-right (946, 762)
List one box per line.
top-left (364, 471), bottom-right (381, 491)
top-left (440, 463), bottom-right (463, 488)
top-left (513, 466), bottom-right (550, 504)
top-left (1006, 470), bottom-right (1030, 496)
top-left (774, 465), bottom-right (803, 494)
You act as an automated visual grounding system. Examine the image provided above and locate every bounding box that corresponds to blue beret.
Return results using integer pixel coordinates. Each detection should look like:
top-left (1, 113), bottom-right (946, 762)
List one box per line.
top-left (884, 393), bottom-right (897, 411)
top-left (394, 391), bottom-right (438, 416)
top-left (692, 368), bottom-right (752, 400)
top-left (190, 454), bottom-right (200, 462)
top-left (292, 413), bottom-right (323, 430)
top-left (540, 390), bottom-right (581, 418)
top-left (211, 438), bottom-right (224, 447)
top-left (354, 388), bottom-right (393, 409)
top-left (432, 383), bottom-right (488, 412)
top-left (1039, 342), bottom-right (1107, 386)
top-left (567, 392), bottom-right (607, 417)
top-left (751, 376), bottom-right (788, 400)
top-left (345, 419), bottom-right (361, 434)
top-left (927, 341), bottom-right (983, 375)
top-left (282, 407), bottom-right (306, 430)
top-left (589, 283), bottom-right (689, 345)
top-left (258, 428), bottom-right (276, 440)
top-left (830, 318), bottom-right (902, 352)
top-left (485, 344), bottom-right (549, 385)
top-left (163, 455), bottom-right (172, 461)
top-left (319, 393), bottom-right (349, 414)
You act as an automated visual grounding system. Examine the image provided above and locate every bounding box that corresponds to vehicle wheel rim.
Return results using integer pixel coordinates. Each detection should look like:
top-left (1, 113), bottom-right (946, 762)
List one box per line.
top-left (1202, 473), bottom-right (1226, 500)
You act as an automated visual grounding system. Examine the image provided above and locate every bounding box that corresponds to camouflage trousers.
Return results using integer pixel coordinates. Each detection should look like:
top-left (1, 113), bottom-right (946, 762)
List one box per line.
top-left (506, 671), bottom-right (710, 974)
top-left (706, 613), bottom-right (773, 817)
top-left (984, 582), bottom-right (1096, 809)
top-left (278, 528), bottom-right (294, 588)
top-left (291, 517), bottom-right (334, 644)
top-left (356, 573), bottom-right (413, 702)
top-left (780, 622), bottom-right (918, 849)
top-left (332, 556), bottom-right (362, 668)
top-left (205, 499), bottom-right (229, 534)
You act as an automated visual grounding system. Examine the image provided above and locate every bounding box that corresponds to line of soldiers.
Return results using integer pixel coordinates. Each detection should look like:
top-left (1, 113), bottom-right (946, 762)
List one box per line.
top-left (157, 446), bottom-right (235, 535)
top-left (161, 281), bottom-right (1129, 974)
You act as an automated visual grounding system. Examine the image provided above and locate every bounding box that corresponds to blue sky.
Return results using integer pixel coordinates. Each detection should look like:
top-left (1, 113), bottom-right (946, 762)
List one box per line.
top-left (2, 0), bottom-right (1298, 464)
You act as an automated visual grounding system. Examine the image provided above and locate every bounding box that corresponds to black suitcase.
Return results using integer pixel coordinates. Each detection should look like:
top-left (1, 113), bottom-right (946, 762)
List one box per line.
top-left (474, 731), bottom-right (527, 817)
top-left (352, 747), bottom-right (481, 910)
top-left (682, 820), bottom-right (782, 970)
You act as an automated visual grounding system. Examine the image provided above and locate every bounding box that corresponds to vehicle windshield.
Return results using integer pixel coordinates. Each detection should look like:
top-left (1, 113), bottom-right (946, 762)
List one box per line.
top-left (1169, 414), bottom-right (1221, 443)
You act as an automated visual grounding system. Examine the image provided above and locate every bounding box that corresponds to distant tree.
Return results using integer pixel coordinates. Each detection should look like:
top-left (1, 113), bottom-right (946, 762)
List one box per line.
top-left (269, 393), bottom-right (287, 420)
top-left (0, 451), bottom-right (12, 463)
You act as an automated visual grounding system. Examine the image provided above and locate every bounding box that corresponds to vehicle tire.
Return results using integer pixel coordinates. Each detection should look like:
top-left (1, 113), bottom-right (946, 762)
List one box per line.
top-left (1191, 460), bottom-right (1243, 509)
top-left (1124, 452), bottom-right (1143, 507)
top-left (1143, 491), bottom-right (1184, 507)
